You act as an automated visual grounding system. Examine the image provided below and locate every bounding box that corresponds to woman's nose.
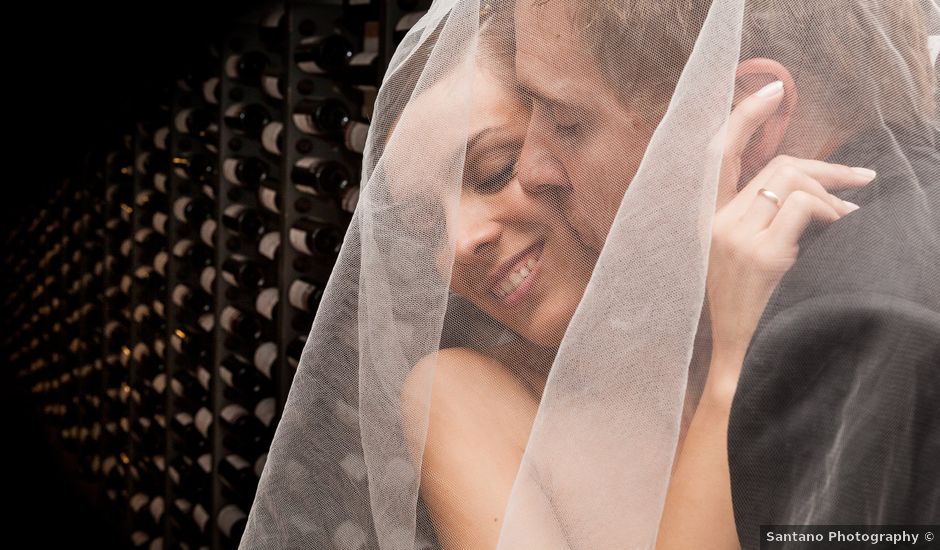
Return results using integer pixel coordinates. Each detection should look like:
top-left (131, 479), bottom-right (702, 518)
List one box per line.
top-left (455, 218), bottom-right (501, 264)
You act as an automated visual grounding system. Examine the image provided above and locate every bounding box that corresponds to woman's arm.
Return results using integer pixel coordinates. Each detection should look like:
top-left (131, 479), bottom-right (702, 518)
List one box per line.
top-left (656, 82), bottom-right (874, 550)
top-left (401, 346), bottom-right (550, 549)
top-left (655, 348), bottom-right (744, 550)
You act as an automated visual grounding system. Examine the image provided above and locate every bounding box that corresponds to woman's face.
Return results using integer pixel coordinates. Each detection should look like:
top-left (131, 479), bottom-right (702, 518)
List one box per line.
top-left (447, 64), bottom-right (599, 347)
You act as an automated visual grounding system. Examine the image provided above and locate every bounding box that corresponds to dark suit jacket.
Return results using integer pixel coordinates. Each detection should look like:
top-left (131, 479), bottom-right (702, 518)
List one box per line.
top-left (728, 122), bottom-right (940, 548)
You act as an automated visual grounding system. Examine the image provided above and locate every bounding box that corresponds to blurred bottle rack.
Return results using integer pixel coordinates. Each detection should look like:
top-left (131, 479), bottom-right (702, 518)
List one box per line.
top-left (0, 0), bottom-right (434, 548)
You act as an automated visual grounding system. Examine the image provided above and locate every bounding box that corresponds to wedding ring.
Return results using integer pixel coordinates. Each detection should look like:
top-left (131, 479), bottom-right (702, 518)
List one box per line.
top-left (757, 188), bottom-right (782, 208)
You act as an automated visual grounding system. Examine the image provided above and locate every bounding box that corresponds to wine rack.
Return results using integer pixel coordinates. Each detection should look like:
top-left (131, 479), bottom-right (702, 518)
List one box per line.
top-left (0, 0), bottom-right (437, 548)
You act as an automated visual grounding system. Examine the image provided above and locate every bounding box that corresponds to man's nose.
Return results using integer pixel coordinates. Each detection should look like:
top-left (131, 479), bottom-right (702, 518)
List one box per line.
top-left (516, 132), bottom-right (571, 197)
top-left (455, 219), bottom-right (501, 264)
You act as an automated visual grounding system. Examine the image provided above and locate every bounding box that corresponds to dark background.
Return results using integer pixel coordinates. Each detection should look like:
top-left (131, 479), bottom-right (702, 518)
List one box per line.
top-left (2, 2), bottom-right (255, 546)
top-left (2, 1), bottom-right (257, 236)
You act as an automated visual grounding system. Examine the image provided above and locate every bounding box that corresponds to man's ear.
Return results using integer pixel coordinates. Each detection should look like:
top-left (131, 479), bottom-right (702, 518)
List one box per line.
top-left (733, 58), bottom-right (797, 186)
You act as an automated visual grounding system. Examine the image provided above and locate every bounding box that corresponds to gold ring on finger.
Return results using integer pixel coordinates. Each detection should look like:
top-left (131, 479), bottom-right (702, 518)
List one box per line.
top-left (757, 188), bottom-right (782, 209)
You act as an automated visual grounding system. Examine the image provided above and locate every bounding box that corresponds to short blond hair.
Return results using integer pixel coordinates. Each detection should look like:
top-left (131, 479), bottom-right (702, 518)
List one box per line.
top-left (566, 0), bottom-right (938, 129)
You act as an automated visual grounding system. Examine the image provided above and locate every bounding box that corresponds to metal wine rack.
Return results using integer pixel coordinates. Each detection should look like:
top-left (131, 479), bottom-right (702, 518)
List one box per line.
top-left (0, 0), bottom-right (435, 548)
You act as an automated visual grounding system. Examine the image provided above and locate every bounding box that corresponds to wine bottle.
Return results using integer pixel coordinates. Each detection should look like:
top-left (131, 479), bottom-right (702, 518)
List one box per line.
top-left (286, 337), bottom-right (305, 370)
top-left (219, 454), bottom-right (259, 506)
top-left (133, 228), bottom-right (167, 260)
top-left (172, 239), bottom-right (213, 268)
top-left (133, 265), bottom-right (166, 296)
top-left (258, 231), bottom-right (280, 261)
top-left (136, 149), bottom-right (170, 176)
top-left (222, 156), bottom-right (270, 188)
top-left (340, 185), bottom-right (360, 214)
top-left (171, 284), bottom-right (212, 315)
top-left (219, 398), bottom-right (276, 455)
top-left (223, 103), bottom-right (272, 139)
top-left (345, 49), bottom-right (381, 86)
top-left (203, 76), bottom-right (220, 105)
top-left (199, 266), bottom-right (216, 294)
top-left (221, 256), bottom-right (268, 289)
top-left (129, 493), bottom-right (157, 540)
top-left (171, 366), bottom-right (211, 407)
top-left (134, 188), bottom-right (168, 213)
top-left (170, 408), bottom-right (211, 451)
top-left (220, 306), bottom-right (263, 341)
top-left (295, 34), bottom-right (355, 74)
top-left (291, 158), bottom-right (353, 197)
top-left (153, 125), bottom-right (170, 151)
top-left (171, 498), bottom-right (208, 542)
top-left (257, 179), bottom-right (280, 214)
top-left (258, 7), bottom-right (286, 51)
top-left (170, 328), bottom-right (209, 361)
top-left (253, 341), bottom-right (276, 381)
top-left (343, 119), bottom-right (369, 154)
top-left (104, 285), bottom-right (130, 311)
top-left (224, 51), bottom-right (269, 86)
top-left (221, 204), bottom-right (266, 239)
top-left (172, 195), bottom-right (214, 225)
top-left (134, 343), bottom-right (163, 379)
top-left (153, 171), bottom-right (168, 194)
top-left (220, 353), bottom-right (272, 402)
top-left (260, 121), bottom-right (284, 156)
top-left (292, 98), bottom-right (351, 138)
top-left (171, 154), bottom-right (218, 183)
top-left (199, 219), bottom-right (217, 248)
top-left (168, 454), bottom-right (210, 502)
top-left (288, 278), bottom-right (324, 313)
top-left (138, 210), bottom-right (168, 236)
top-left (173, 107), bottom-right (220, 143)
top-left (255, 287), bottom-right (280, 322)
top-left (217, 504), bottom-right (248, 543)
top-left (254, 452), bottom-right (267, 478)
top-left (261, 70), bottom-right (285, 101)
top-left (288, 218), bottom-right (343, 259)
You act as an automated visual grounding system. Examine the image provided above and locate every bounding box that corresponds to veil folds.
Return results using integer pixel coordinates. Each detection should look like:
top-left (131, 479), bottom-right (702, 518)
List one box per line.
top-left (241, 0), bottom-right (940, 548)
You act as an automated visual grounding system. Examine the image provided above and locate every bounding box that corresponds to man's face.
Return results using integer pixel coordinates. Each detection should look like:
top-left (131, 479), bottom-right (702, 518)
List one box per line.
top-left (513, 0), bottom-right (661, 252)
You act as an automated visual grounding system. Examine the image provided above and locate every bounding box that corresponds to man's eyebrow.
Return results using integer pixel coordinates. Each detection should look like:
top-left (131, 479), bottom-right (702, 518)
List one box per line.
top-left (516, 81), bottom-right (582, 112)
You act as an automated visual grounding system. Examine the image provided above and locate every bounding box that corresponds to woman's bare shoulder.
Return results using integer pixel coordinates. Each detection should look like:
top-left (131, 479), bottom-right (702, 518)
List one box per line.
top-left (401, 346), bottom-right (540, 454)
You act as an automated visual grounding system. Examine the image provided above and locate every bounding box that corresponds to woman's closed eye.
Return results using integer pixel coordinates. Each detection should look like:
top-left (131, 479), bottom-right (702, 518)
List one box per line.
top-left (474, 160), bottom-right (518, 194)
top-left (465, 139), bottom-right (521, 195)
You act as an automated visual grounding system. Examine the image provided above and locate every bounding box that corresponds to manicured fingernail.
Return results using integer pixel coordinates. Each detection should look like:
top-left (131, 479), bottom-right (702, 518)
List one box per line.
top-left (843, 200), bottom-right (861, 212)
top-left (851, 167), bottom-right (877, 181)
top-left (755, 80), bottom-right (784, 98)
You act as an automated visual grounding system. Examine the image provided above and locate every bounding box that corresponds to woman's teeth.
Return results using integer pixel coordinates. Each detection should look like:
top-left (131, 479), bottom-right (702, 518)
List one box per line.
top-left (494, 257), bottom-right (537, 299)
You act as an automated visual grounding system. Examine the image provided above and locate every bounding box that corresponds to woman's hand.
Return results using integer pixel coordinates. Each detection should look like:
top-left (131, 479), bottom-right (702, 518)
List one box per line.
top-left (704, 80), bottom-right (876, 401)
top-left (657, 81), bottom-right (876, 550)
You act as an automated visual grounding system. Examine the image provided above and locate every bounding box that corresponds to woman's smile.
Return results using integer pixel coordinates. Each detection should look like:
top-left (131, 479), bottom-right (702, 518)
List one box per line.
top-left (488, 238), bottom-right (546, 306)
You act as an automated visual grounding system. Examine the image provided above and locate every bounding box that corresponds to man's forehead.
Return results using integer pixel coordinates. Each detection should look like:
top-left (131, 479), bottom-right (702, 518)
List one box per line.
top-left (513, 0), bottom-right (580, 55)
top-left (513, 1), bottom-right (601, 108)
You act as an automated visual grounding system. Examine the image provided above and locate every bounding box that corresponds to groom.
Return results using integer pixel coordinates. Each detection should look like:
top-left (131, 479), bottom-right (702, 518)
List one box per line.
top-left (511, 0), bottom-right (940, 546)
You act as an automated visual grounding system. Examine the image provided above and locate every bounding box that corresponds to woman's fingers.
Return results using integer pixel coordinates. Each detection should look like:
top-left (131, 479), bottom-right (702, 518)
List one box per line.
top-left (721, 157), bottom-right (871, 220)
top-left (746, 156), bottom-right (876, 195)
top-left (713, 81), bottom-right (787, 209)
top-left (735, 171), bottom-right (857, 233)
top-left (723, 82), bottom-right (786, 160)
top-left (737, 189), bottom-right (785, 234)
top-left (764, 190), bottom-right (844, 251)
